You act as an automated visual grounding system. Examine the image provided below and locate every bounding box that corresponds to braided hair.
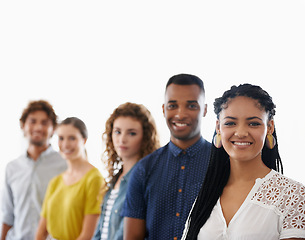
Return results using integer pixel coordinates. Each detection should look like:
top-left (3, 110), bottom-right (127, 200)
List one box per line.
top-left (184, 84), bottom-right (283, 239)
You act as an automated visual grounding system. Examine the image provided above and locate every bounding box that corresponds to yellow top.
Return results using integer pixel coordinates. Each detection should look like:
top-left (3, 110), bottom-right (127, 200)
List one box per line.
top-left (41, 167), bottom-right (106, 240)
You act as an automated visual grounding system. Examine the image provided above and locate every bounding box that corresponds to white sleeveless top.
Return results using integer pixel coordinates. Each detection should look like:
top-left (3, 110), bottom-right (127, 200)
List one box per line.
top-left (183, 170), bottom-right (305, 240)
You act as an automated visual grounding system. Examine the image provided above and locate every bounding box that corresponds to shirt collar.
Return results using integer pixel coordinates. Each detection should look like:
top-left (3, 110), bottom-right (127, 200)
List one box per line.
top-left (169, 137), bottom-right (205, 157)
top-left (121, 165), bottom-right (135, 182)
top-left (25, 145), bottom-right (55, 160)
top-left (110, 163), bottom-right (137, 187)
top-left (41, 145), bottom-right (55, 156)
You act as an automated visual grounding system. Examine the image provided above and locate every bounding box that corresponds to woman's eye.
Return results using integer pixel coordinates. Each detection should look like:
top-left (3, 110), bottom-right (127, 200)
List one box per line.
top-left (129, 132), bottom-right (136, 136)
top-left (224, 122), bottom-right (235, 126)
top-left (249, 122), bottom-right (261, 127)
top-left (114, 130), bottom-right (121, 135)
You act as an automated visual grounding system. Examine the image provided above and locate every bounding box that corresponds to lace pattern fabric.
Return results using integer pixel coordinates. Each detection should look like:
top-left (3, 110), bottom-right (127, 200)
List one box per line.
top-left (252, 172), bottom-right (305, 231)
top-left (193, 170), bottom-right (305, 240)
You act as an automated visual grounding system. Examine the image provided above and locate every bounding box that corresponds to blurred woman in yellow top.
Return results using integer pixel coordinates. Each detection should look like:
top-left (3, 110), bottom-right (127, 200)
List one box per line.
top-left (35, 117), bottom-right (106, 240)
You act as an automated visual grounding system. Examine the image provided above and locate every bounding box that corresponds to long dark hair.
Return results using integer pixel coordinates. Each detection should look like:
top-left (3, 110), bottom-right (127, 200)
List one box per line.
top-left (184, 84), bottom-right (283, 239)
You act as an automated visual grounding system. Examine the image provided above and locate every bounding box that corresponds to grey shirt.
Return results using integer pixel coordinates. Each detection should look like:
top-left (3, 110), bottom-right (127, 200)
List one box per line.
top-left (1, 146), bottom-right (67, 240)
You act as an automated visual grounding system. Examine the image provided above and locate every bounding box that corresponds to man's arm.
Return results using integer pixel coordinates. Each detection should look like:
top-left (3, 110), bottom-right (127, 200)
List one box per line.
top-left (1, 223), bottom-right (12, 240)
top-left (1, 166), bottom-right (14, 240)
top-left (124, 217), bottom-right (146, 240)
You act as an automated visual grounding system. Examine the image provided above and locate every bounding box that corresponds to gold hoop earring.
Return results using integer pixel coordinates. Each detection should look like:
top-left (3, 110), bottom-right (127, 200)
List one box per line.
top-left (265, 133), bottom-right (276, 149)
top-left (213, 133), bottom-right (222, 148)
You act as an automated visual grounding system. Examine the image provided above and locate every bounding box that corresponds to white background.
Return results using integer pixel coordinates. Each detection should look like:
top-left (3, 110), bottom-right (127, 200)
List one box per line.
top-left (1, 0), bottom-right (305, 213)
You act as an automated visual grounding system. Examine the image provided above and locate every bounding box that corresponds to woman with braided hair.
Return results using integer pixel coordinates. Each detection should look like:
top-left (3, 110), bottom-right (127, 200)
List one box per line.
top-left (182, 84), bottom-right (305, 240)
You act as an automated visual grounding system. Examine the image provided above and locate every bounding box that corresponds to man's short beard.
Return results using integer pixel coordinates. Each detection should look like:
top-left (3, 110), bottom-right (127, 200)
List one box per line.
top-left (30, 139), bottom-right (45, 147)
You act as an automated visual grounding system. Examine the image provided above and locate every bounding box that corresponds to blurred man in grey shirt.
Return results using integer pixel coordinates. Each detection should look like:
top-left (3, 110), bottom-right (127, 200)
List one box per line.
top-left (1, 100), bottom-right (67, 240)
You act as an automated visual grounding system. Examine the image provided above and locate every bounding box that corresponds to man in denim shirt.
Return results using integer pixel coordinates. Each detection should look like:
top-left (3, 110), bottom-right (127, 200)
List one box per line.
top-left (1, 100), bottom-right (67, 240)
top-left (123, 74), bottom-right (211, 240)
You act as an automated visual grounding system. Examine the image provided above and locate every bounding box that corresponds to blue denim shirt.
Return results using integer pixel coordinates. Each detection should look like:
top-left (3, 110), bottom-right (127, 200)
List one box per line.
top-left (92, 166), bottom-right (135, 240)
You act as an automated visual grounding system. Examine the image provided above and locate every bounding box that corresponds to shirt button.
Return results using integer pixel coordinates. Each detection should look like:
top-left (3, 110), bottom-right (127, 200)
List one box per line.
top-left (178, 189), bottom-right (182, 193)
top-left (176, 212), bottom-right (180, 217)
top-left (174, 237), bottom-right (177, 240)
top-left (181, 166), bottom-right (185, 170)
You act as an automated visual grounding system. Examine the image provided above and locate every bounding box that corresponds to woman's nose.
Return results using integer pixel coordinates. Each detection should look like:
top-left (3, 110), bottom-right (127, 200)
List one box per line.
top-left (234, 126), bottom-right (249, 138)
top-left (119, 133), bottom-right (127, 143)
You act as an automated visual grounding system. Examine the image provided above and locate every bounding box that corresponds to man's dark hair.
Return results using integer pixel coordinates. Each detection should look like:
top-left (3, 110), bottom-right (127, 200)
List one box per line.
top-left (20, 100), bottom-right (57, 128)
top-left (166, 73), bottom-right (205, 93)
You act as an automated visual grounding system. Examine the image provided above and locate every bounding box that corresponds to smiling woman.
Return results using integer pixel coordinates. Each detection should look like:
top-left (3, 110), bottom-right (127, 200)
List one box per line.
top-left (182, 84), bottom-right (305, 240)
top-left (57, 118), bottom-right (88, 163)
top-left (35, 117), bottom-right (106, 240)
top-left (217, 96), bottom-right (273, 166)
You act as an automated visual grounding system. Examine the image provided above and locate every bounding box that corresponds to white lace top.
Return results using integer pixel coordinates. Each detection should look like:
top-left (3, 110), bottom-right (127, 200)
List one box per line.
top-left (186, 170), bottom-right (305, 240)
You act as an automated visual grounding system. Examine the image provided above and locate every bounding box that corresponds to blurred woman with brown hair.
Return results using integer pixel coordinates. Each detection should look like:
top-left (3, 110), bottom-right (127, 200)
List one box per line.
top-left (92, 102), bottom-right (160, 240)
